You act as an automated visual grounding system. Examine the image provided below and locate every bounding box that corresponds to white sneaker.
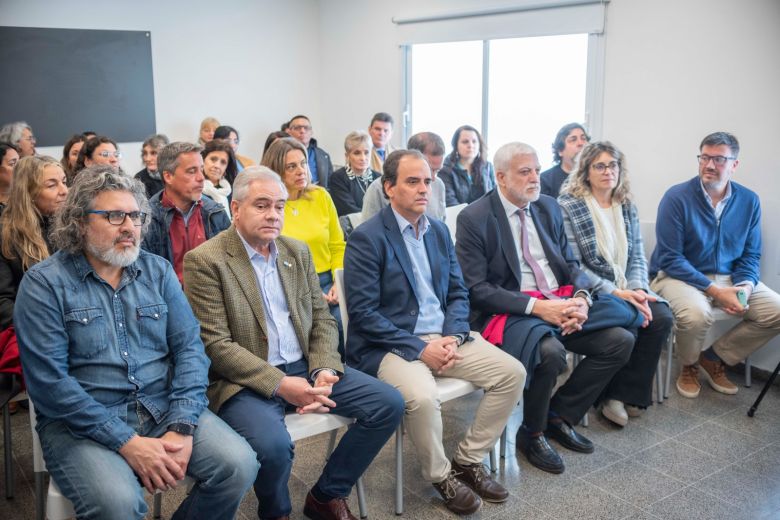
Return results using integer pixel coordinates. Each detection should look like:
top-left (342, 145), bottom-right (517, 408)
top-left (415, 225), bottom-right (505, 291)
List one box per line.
top-left (601, 399), bottom-right (628, 426)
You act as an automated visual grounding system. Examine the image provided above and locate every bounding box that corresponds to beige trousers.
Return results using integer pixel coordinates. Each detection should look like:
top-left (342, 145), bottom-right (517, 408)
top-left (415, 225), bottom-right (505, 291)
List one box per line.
top-left (651, 273), bottom-right (780, 366)
top-left (377, 332), bottom-right (525, 483)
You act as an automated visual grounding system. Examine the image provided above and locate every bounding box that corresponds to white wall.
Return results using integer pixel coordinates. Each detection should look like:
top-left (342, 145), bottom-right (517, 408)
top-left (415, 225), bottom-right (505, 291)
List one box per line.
top-left (601, 0), bottom-right (780, 371)
top-left (317, 0), bottom-right (780, 371)
top-left (2, 0), bottom-right (322, 174)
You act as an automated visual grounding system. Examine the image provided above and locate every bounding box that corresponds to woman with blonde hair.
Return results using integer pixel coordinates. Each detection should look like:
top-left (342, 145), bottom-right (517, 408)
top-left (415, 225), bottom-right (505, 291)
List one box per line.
top-left (0, 156), bottom-right (68, 402)
top-left (328, 131), bottom-right (381, 216)
top-left (198, 116), bottom-right (220, 146)
top-left (262, 137), bottom-right (346, 355)
top-left (558, 141), bottom-right (672, 426)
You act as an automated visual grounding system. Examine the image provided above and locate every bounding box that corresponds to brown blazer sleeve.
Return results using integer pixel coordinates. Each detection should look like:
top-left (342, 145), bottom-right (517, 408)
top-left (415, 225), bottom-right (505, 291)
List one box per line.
top-left (184, 234), bottom-right (285, 403)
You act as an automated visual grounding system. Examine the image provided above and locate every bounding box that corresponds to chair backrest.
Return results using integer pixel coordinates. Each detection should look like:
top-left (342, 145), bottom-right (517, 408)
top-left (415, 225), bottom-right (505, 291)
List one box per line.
top-left (445, 203), bottom-right (468, 243)
top-left (639, 220), bottom-right (656, 260)
top-left (334, 268), bottom-right (348, 337)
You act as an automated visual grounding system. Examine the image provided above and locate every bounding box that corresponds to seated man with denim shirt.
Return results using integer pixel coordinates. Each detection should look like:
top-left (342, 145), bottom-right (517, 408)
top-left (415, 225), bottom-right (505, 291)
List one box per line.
top-left (650, 131), bottom-right (780, 398)
top-left (184, 166), bottom-right (404, 520)
top-left (14, 166), bottom-right (257, 520)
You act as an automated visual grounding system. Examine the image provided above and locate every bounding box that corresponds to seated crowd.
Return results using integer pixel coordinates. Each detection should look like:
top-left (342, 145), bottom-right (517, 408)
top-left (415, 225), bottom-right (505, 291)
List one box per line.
top-left (0, 113), bottom-right (778, 520)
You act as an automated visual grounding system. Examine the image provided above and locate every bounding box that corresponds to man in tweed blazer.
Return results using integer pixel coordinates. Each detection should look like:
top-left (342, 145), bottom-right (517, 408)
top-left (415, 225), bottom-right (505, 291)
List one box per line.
top-left (184, 166), bottom-right (404, 520)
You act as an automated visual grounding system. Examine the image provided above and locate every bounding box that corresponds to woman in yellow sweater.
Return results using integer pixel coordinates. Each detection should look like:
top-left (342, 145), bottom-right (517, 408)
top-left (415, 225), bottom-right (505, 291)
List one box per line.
top-left (262, 137), bottom-right (346, 354)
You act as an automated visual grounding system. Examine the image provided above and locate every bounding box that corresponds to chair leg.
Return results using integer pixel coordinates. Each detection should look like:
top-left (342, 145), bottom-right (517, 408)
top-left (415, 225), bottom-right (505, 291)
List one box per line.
top-left (355, 477), bottom-right (368, 519)
top-left (664, 333), bottom-right (674, 398)
top-left (489, 447), bottom-right (497, 474)
top-left (656, 359), bottom-right (664, 404)
top-left (394, 424), bottom-right (403, 515)
top-left (153, 492), bottom-right (162, 520)
top-left (499, 427), bottom-right (507, 460)
top-left (745, 356), bottom-right (752, 387)
top-left (326, 429), bottom-right (339, 456)
top-left (3, 403), bottom-right (13, 499)
top-left (34, 471), bottom-right (45, 520)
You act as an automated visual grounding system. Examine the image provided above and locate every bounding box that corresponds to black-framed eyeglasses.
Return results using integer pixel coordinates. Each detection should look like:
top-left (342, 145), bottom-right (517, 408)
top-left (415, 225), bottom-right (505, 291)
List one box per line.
top-left (87, 210), bottom-right (147, 226)
top-left (697, 154), bottom-right (735, 166)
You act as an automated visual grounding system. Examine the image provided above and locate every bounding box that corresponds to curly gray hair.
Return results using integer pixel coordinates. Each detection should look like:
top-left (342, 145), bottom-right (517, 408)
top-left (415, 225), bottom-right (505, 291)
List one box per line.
top-left (53, 165), bottom-right (151, 254)
top-left (0, 121), bottom-right (32, 145)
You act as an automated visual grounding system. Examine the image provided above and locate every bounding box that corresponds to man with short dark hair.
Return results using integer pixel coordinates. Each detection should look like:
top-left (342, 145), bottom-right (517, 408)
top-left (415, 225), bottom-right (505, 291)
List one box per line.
top-left (184, 166), bottom-right (404, 520)
top-left (650, 131), bottom-right (780, 399)
top-left (361, 131), bottom-right (447, 221)
top-left (286, 114), bottom-right (334, 187)
top-left (141, 141), bottom-right (230, 283)
top-left (540, 123), bottom-right (589, 197)
top-left (368, 112), bottom-right (395, 172)
top-left (346, 150), bottom-right (525, 515)
top-left (14, 166), bottom-right (257, 520)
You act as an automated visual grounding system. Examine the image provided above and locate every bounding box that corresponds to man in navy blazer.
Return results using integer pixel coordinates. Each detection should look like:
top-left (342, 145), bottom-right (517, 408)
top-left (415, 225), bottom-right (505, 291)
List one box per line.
top-left (345, 150), bottom-right (525, 516)
top-left (456, 142), bottom-right (635, 475)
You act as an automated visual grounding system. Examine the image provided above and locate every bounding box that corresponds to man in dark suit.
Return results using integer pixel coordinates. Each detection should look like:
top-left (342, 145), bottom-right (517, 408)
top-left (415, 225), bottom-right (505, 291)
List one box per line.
top-left (184, 166), bottom-right (404, 520)
top-left (456, 142), bottom-right (636, 475)
top-left (345, 150), bottom-right (525, 515)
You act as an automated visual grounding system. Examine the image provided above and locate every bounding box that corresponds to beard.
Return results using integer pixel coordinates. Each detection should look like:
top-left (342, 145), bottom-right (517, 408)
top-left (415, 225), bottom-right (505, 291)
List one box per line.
top-left (86, 232), bottom-right (140, 268)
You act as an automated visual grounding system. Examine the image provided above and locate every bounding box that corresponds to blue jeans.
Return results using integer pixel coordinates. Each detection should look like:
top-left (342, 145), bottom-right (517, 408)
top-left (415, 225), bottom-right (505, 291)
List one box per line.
top-left (39, 406), bottom-right (258, 520)
top-left (218, 359), bottom-right (404, 518)
top-left (318, 271), bottom-right (345, 361)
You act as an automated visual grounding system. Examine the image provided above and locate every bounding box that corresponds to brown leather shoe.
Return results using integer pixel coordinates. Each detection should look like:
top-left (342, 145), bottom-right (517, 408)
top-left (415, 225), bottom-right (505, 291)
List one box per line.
top-left (451, 459), bottom-right (509, 503)
top-left (432, 471), bottom-right (482, 515)
top-left (698, 354), bottom-right (738, 395)
top-left (303, 492), bottom-right (357, 520)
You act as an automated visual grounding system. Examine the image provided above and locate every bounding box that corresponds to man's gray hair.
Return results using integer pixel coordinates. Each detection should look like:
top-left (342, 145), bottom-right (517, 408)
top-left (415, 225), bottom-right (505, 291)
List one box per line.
top-left (232, 166), bottom-right (289, 202)
top-left (0, 121), bottom-right (32, 145)
top-left (493, 142), bottom-right (537, 173)
top-left (158, 142), bottom-right (203, 176)
top-left (53, 166), bottom-right (151, 254)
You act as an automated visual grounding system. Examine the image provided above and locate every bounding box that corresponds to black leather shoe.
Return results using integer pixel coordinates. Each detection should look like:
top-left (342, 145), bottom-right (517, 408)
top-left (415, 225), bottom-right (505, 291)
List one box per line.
top-left (545, 420), bottom-right (594, 453)
top-left (516, 434), bottom-right (565, 474)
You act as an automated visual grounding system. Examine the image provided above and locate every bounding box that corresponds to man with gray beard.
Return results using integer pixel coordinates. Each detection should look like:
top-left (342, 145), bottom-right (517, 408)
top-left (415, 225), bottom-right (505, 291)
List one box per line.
top-left (13, 166), bottom-right (258, 520)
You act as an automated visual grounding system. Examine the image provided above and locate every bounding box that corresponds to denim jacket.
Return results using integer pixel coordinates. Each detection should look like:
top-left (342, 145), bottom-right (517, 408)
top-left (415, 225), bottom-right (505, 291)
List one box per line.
top-left (14, 249), bottom-right (210, 451)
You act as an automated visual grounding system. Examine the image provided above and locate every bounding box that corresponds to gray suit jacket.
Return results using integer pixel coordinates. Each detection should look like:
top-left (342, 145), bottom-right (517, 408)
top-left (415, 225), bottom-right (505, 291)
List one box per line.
top-left (183, 226), bottom-right (342, 412)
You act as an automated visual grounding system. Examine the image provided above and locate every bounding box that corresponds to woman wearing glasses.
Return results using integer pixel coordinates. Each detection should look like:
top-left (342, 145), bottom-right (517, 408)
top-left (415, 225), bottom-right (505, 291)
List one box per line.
top-left (74, 136), bottom-right (122, 175)
top-left (262, 137), bottom-right (346, 357)
top-left (0, 156), bottom-right (68, 408)
top-left (558, 141), bottom-right (673, 426)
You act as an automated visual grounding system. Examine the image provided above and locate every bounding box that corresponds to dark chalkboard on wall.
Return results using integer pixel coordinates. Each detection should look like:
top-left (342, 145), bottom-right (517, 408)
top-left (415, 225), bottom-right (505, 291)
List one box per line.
top-left (0, 26), bottom-right (155, 147)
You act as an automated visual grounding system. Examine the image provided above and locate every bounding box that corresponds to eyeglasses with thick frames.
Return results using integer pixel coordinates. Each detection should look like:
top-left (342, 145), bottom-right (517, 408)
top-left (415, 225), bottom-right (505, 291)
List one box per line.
top-left (591, 161), bottom-right (619, 173)
top-left (697, 154), bottom-right (735, 166)
top-left (97, 150), bottom-right (122, 159)
top-left (87, 210), bottom-right (147, 226)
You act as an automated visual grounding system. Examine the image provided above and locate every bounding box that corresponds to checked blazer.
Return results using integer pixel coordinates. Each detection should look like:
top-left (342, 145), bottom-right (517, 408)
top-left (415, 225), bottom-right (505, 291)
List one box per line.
top-left (183, 226), bottom-right (343, 413)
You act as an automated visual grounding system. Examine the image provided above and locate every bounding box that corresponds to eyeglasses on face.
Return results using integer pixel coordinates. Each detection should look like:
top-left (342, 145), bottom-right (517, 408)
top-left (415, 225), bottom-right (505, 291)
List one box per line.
top-left (87, 210), bottom-right (147, 226)
top-left (290, 125), bottom-right (312, 132)
top-left (97, 150), bottom-right (122, 159)
top-left (591, 161), bottom-right (619, 173)
top-left (697, 154), bottom-right (735, 166)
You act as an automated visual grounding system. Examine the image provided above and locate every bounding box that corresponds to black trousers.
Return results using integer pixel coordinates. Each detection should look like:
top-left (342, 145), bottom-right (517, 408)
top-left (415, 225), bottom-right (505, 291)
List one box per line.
top-left (522, 326), bottom-right (634, 432)
top-left (604, 301), bottom-right (673, 408)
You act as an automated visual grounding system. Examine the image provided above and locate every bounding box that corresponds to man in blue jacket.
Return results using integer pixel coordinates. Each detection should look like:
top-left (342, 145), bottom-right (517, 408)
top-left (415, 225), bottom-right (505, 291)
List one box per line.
top-left (345, 150), bottom-right (525, 515)
top-left (650, 131), bottom-right (780, 398)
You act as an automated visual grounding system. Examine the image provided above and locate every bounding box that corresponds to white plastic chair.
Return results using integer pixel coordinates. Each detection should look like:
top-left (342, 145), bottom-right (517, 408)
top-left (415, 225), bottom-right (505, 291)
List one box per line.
top-left (640, 221), bottom-right (750, 398)
top-left (334, 268), bottom-right (497, 515)
top-left (444, 203), bottom-right (467, 243)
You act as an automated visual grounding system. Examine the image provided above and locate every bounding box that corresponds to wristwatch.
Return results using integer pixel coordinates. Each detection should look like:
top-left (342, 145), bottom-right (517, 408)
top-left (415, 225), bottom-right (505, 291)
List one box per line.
top-left (167, 423), bottom-right (196, 436)
top-left (573, 290), bottom-right (593, 308)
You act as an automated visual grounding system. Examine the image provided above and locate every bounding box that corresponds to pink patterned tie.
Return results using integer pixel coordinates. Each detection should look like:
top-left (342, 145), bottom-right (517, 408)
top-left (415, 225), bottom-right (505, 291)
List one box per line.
top-left (518, 209), bottom-right (559, 300)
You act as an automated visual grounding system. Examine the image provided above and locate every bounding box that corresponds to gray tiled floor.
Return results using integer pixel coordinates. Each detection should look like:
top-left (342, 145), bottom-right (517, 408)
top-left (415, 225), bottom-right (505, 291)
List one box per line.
top-left (2, 360), bottom-right (780, 519)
